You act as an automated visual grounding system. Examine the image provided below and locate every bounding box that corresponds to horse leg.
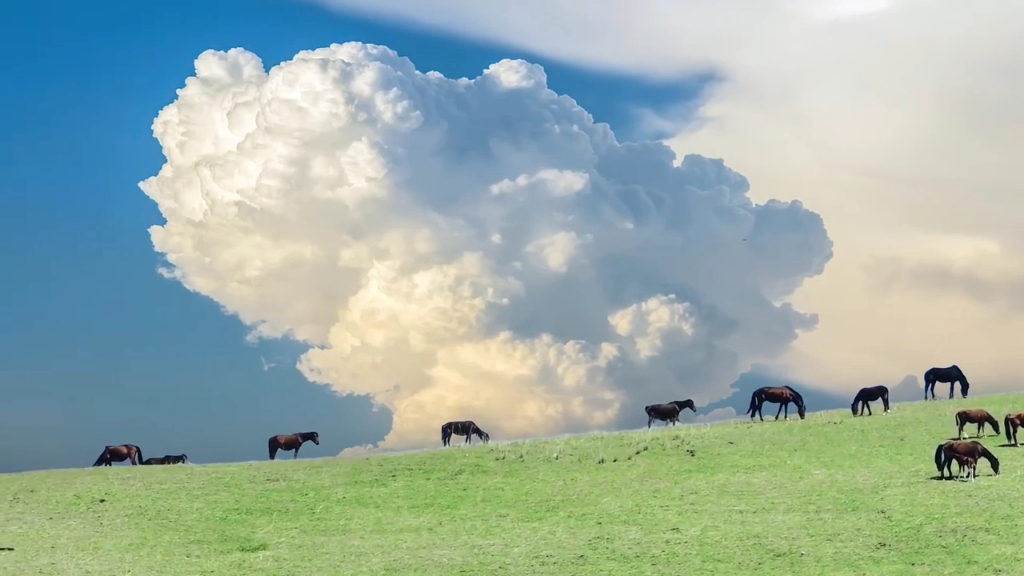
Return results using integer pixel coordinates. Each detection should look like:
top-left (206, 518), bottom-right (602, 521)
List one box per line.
top-left (949, 382), bottom-right (954, 400)
top-left (648, 416), bottom-right (653, 429)
top-left (774, 403), bottom-right (784, 421)
top-left (293, 447), bottom-right (300, 459)
top-left (865, 402), bottom-right (872, 416)
top-left (757, 401), bottom-right (765, 422)
top-left (977, 423), bottom-right (984, 438)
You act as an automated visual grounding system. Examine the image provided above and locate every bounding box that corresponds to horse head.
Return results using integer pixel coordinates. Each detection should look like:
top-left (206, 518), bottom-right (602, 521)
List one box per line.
top-left (850, 400), bottom-right (859, 417)
top-left (479, 430), bottom-right (490, 443)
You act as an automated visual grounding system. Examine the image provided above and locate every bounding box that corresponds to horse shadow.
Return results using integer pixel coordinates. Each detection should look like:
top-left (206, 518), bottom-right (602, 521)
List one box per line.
top-left (997, 443), bottom-right (1020, 448)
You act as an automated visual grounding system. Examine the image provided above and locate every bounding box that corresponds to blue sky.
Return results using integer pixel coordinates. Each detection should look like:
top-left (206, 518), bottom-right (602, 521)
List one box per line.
top-left (0, 0), bottom-right (724, 473)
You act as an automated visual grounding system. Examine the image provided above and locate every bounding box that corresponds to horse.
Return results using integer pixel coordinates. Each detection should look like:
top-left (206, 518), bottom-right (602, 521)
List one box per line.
top-left (850, 385), bottom-right (890, 416)
top-left (934, 440), bottom-right (999, 479)
top-left (955, 409), bottom-right (1000, 440)
top-left (924, 365), bottom-right (970, 400)
top-left (268, 431), bottom-right (319, 460)
top-left (644, 399), bottom-right (697, 428)
top-left (92, 444), bottom-right (143, 466)
top-left (1004, 413), bottom-right (1024, 446)
top-left (952, 454), bottom-right (978, 482)
top-left (745, 386), bottom-right (807, 422)
top-left (441, 421), bottom-right (490, 446)
top-left (143, 454), bottom-right (189, 465)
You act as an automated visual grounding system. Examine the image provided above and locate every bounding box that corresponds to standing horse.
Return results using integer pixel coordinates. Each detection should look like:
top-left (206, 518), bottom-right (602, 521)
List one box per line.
top-left (924, 365), bottom-right (970, 400)
top-left (441, 421), bottom-right (490, 446)
top-left (934, 440), bottom-right (999, 479)
top-left (92, 444), bottom-right (143, 466)
top-left (268, 431), bottom-right (319, 460)
top-left (947, 452), bottom-right (978, 482)
top-left (850, 385), bottom-right (890, 416)
top-left (745, 386), bottom-right (807, 422)
top-left (1004, 413), bottom-right (1024, 446)
top-left (644, 399), bottom-right (697, 428)
top-left (955, 409), bottom-right (1000, 440)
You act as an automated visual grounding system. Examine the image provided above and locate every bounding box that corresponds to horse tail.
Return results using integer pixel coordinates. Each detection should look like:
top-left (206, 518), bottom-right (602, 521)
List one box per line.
top-left (133, 445), bottom-right (143, 465)
top-left (744, 390), bottom-right (759, 415)
top-left (1006, 415), bottom-right (1013, 443)
top-left (954, 412), bottom-right (961, 428)
top-left (934, 443), bottom-right (946, 474)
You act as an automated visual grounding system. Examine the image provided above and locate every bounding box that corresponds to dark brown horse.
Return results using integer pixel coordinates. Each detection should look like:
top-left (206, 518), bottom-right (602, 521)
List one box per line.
top-left (850, 385), bottom-right (889, 416)
top-left (745, 386), bottom-right (806, 422)
top-left (441, 421), bottom-right (490, 446)
top-left (142, 454), bottom-right (188, 465)
top-left (268, 431), bottom-right (319, 460)
top-left (924, 365), bottom-right (970, 400)
top-left (934, 440), bottom-right (999, 479)
top-left (644, 399), bottom-right (697, 428)
top-left (92, 444), bottom-right (143, 466)
top-left (955, 409), bottom-right (1000, 440)
top-left (1004, 413), bottom-right (1024, 446)
top-left (947, 452), bottom-right (978, 482)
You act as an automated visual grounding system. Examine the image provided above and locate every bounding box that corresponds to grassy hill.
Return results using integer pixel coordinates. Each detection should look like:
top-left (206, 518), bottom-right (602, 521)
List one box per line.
top-left (3, 393), bottom-right (1024, 575)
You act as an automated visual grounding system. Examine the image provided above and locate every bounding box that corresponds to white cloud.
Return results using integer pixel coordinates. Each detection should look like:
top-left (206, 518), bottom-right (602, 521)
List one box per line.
top-left (140, 43), bottom-right (832, 453)
top-left (310, 0), bottom-right (1024, 393)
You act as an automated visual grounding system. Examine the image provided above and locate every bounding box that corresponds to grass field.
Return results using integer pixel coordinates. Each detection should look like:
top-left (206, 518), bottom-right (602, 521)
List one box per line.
top-left (3, 393), bottom-right (1024, 575)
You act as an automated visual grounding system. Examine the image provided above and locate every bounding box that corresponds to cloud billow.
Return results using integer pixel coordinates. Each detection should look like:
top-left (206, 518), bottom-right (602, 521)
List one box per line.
top-left (140, 42), bottom-right (833, 453)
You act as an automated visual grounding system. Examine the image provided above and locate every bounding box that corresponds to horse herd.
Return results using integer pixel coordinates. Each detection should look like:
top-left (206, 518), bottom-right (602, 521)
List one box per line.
top-left (90, 364), bottom-right (1006, 479)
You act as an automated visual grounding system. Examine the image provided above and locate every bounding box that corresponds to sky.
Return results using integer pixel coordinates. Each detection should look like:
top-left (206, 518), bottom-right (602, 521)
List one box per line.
top-left (3, 0), bottom-right (1009, 472)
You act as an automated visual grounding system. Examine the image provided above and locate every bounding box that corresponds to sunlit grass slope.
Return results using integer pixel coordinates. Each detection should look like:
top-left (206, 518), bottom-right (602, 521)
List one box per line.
top-left (4, 394), bottom-right (1024, 575)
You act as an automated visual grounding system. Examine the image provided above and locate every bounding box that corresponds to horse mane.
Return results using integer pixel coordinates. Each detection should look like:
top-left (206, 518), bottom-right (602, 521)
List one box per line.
top-left (782, 385), bottom-right (805, 405)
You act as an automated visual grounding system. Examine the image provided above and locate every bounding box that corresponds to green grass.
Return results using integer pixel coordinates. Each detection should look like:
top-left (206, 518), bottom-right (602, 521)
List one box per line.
top-left (3, 394), bottom-right (1024, 575)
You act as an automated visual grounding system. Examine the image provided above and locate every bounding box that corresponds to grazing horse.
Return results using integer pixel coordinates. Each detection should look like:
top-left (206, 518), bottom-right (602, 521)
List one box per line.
top-left (934, 440), bottom-right (999, 479)
top-left (1004, 413), bottom-right (1024, 446)
top-left (92, 444), bottom-right (143, 467)
top-left (645, 399), bottom-right (697, 428)
top-left (955, 409), bottom-right (1000, 440)
top-left (850, 385), bottom-right (890, 416)
top-left (745, 386), bottom-right (807, 422)
top-left (924, 365), bottom-right (970, 400)
top-left (268, 431), bottom-right (319, 460)
top-left (441, 421), bottom-right (490, 447)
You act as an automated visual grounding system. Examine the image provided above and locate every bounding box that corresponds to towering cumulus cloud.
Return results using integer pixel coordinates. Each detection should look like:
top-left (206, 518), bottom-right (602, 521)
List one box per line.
top-left (140, 43), bottom-right (833, 453)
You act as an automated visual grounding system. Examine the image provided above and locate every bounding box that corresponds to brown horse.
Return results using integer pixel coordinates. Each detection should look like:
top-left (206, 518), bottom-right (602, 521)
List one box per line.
top-left (92, 444), bottom-right (143, 466)
top-left (441, 421), bottom-right (490, 446)
top-left (850, 385), bottom-right (890, 416)
top-left (268, 431), bottom-right (319, 460)
top-left (950, 453), bottom-right (978, 482)
top-left (934, 440), bottom-right (999, 479)
top-left (924, 365), bottom-right (970, 400)
top-left (955, 409), bottom-right (1000, 440)
top-left (644, 399), bottom-right (697, 428)
top-left (745, 386), bottom-right (806, 422)
top-left (1004, 413), bottom-right (1024, 446)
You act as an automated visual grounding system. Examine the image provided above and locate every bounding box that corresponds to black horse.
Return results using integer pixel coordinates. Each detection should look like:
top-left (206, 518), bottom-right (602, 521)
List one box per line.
top-left (745, 386), bottom-right (807, 422)
top-left (644, 400), bottom-right (697, 428)
top-left (441, 421), bottom-right (490, 446)
top-left (268, 431), bottom-right (319, 460)
top-left (141, 454), bottom-right (188, 465)
top-left (851, 385), bottom-right (890, 416)
top-left (924, 365), bottom-right (970, 400)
